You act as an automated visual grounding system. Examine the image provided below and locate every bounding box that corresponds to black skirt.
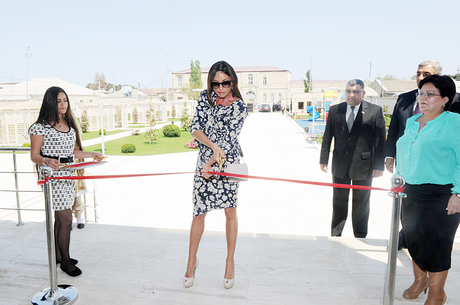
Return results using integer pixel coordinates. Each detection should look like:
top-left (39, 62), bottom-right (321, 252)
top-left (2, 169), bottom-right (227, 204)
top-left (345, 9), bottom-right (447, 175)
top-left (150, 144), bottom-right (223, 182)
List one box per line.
top-left (402, 183), bottom-right (460, 272)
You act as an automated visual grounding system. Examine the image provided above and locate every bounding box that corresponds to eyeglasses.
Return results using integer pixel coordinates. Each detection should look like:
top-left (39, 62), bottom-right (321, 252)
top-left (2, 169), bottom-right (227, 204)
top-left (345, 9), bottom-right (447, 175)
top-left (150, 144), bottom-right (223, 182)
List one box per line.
top-left (211, 80), bottom-right (232, 89)
top-left (416, 91), bottom-right (441, 98)
top-left (345, 90), bottom-right (363, 95)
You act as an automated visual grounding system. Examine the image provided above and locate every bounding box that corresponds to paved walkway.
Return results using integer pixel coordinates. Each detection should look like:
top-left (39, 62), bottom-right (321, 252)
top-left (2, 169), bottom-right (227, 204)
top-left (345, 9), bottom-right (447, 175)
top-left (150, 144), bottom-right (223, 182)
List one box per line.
top-left (1, 112), bottom-right (460, 304)
top-left (81, 122), bottom-right (169, 147)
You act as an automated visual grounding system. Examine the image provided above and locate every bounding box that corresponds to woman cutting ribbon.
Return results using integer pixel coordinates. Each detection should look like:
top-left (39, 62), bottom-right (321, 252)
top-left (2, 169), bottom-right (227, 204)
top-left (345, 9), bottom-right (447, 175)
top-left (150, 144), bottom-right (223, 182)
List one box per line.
top-left (184, 61), bottom-right (248, 289)
top-left (29, 86), bottom-right (103, 277)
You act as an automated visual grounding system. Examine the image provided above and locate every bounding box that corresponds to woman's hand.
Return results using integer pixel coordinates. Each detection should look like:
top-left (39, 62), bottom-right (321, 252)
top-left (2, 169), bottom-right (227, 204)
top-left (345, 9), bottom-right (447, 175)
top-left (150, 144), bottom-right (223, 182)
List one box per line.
top-left (212, 147), bottom-right (225, 170)
top-left (45, 158), bottom-right (60, 171)
top-left (202, 148), bottom-right (225, 179)
top-left (447, 194), bottom-right (460, 215)
top-left (91, 152), bottom-right (104, 161)
top-left (202, 161), bottom-right (214, 179)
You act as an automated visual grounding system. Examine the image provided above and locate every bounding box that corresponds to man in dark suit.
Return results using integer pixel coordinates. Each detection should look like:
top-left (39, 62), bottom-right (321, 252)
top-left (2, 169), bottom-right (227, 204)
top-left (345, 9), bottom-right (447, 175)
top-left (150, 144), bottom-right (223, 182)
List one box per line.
top-left (385, 60), bottom-right (460, 249)
top-left (320, 79), bottom-right (386, 238)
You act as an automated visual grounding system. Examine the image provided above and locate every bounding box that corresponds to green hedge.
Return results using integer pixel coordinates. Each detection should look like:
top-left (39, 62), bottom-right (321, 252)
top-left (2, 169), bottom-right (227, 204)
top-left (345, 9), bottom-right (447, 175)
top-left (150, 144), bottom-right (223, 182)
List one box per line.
top-left (121, 144), bottom-right (136, 153)
top-left (163, 124), bottom-right (181, 137)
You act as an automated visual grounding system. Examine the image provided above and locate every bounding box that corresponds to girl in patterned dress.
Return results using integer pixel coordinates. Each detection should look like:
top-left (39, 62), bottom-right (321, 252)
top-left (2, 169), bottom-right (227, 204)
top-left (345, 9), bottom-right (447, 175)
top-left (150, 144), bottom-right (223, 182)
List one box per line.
top-left (184, 61), bottom-right (248, 289)
top-left (29, 86), bottom-right (103, 277)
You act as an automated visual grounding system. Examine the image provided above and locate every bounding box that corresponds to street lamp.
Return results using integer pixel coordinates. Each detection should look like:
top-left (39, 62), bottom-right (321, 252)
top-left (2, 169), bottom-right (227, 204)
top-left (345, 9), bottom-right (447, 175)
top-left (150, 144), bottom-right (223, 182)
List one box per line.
top-left (102, 63), bottom-right (116, 154)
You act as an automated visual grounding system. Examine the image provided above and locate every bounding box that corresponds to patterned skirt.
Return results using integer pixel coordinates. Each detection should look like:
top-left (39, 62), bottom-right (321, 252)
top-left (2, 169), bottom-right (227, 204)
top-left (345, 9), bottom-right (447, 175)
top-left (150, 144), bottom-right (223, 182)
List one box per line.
top-left (39, 165), bottom-right (76, 211)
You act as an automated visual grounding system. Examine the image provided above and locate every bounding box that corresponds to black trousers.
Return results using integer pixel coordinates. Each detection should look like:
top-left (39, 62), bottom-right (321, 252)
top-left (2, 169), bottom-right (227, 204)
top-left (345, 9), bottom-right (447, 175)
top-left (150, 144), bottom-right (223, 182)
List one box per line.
top-left (331, 175), bottom-right (373, 238)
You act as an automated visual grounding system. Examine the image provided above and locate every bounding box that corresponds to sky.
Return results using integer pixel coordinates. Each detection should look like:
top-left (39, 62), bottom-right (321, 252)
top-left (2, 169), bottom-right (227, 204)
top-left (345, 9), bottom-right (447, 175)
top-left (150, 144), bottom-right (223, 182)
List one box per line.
top-left (1, 0), bottom-right (459, 89)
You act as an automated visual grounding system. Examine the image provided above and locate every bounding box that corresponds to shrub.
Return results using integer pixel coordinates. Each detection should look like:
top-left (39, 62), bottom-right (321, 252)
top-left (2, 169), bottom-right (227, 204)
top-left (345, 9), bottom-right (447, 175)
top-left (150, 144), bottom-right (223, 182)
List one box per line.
top-left (132, 107), bottom-right (138, 123)
top-left (98, 129), bottom-right (107, 135)
top-left (186, 138), bottom-right (197, 149)
top-left (121, 144), bottom-right (136, 153)
top-left (80, 110), bottom-right (89, 133)
top-left (163, 124), bottom-right (181, 137)
top-left (22, 143), bottom-right (31, 147)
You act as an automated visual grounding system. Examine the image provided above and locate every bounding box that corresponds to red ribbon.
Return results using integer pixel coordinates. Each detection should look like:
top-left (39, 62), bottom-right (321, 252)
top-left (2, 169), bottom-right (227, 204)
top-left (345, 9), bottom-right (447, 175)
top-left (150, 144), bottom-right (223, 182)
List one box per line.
top-left (37, 170), bottom-right (405, 194)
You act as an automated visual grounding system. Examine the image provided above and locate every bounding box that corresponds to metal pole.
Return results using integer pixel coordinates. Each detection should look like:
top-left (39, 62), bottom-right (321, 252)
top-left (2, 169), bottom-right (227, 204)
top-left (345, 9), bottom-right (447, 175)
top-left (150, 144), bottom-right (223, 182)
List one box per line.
top-left (12, 151), bottom-right (24, 226)
top-left (383, 175), bottom-right (407, 305)
top-left (32, 166), bottom-right (79, 305)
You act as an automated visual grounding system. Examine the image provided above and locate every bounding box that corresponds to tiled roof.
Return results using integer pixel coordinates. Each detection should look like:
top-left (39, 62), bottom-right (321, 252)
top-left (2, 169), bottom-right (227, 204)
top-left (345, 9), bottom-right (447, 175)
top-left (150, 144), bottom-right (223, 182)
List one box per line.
top-left (378, 80), bottom-right (416, 93)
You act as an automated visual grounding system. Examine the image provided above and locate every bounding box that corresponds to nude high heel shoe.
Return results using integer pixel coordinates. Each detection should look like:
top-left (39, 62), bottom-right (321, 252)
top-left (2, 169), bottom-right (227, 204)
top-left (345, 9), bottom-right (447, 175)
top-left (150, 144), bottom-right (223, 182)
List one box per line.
top-left (224, 277), bottom-right (234, 289)
top-left (224, 261), bottom-right (234, 289)
top-left (183, 259), bottom-right (199, 288)
top-left (402, 277), bottom-right (429, 299)
top-left (441, 293), bottom-right (447, 305)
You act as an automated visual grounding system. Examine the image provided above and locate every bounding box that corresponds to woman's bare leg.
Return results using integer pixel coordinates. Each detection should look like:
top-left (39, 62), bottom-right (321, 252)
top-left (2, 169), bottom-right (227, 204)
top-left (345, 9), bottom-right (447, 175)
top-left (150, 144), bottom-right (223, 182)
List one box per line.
top-left (426, 270), bottom-right (448, 305)
top-left (185, 213), bottom-right (206, 278)
top-left (224, 207), bottom-right (238, 279)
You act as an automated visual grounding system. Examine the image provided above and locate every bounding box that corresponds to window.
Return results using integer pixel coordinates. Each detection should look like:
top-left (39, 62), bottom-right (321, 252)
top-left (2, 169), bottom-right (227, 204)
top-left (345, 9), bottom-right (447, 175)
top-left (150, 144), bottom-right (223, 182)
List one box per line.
top-left (178, 76), bottom-right (182, 87)
top-left (263, 93), bottom-right (267, 102)
top-left (263, 76), bottom-right (267, 85)
top-left (278, 93), bottom-right (282, 101)
top-left (246, 91), bottom-right (255, 100)
top-left (248, 74), bottom-right (253, 85)
top-left (298, 102), bottom-right (304, 110)
top-left (271, 93), bottom-right (274, 102)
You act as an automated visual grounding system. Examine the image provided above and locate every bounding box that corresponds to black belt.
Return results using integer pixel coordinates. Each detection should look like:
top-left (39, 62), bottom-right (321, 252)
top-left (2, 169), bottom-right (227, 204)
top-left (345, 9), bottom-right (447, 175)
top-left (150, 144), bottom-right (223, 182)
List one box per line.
top-left (41, 154), bottom-right (74, 164)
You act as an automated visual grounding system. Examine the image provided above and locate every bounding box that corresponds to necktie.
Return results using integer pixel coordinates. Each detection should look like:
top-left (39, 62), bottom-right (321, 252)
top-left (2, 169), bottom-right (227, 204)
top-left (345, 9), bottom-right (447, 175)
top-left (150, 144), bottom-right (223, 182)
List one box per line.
top-left (347, 106), bottom-right (355, 132)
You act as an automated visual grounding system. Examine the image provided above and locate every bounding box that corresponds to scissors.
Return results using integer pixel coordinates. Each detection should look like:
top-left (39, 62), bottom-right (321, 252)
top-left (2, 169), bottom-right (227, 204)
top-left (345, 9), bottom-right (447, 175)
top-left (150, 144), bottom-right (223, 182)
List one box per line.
top-left (218, 149), bottom-right (224, 172)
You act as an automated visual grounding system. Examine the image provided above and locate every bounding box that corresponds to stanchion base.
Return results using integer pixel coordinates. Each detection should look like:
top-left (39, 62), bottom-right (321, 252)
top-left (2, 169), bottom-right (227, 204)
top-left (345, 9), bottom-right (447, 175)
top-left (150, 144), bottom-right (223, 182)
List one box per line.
top-left (31, 285), bottom-right (78, 305)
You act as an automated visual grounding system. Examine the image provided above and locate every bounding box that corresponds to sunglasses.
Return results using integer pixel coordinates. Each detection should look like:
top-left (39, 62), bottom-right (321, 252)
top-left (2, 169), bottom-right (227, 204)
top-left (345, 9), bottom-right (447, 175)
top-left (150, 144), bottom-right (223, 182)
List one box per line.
top-left (211, 80), bottom-right (232, 89)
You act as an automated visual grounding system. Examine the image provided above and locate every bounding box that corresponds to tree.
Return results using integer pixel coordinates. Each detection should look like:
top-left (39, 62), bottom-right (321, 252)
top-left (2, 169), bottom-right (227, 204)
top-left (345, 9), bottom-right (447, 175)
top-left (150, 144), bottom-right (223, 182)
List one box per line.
top-left (87, 72), bottom-right (107, 90)
top-left (190, 60), bottom-right (203, 89)
top-left (132, 107), bottom-right (138, 124)
top-left (182, 60), bottom-right (203, 99)
top-left (378, 74), bottom-right (399, 81)
top-left (116, 106), bottom-right (122, 127)
top-left (303, 70), bottom-right (311, 93)
top-left (145, 102), bottom-right (159, 144)
top-left (80, 110), bottom-right (89, 133)
top-left (448, 74), bottom-right (460, 81)
top-left (180, 102), bottom-right (193, 131)
top-left (171, 105), bottom-right (177, 119)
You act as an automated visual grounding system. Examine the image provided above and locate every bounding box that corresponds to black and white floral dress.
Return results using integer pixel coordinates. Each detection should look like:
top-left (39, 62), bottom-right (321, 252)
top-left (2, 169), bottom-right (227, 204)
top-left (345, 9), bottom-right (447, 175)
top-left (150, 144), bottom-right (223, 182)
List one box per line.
top-left (29, 122), bottom-right (76, 211)
top-left (190, 91), bottom-right (248, 217)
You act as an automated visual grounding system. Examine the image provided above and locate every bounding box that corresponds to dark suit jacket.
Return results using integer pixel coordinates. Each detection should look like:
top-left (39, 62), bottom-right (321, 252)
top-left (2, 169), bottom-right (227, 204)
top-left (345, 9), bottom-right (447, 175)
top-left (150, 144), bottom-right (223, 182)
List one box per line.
top-left (320, 101), bottom-right (386, 181)
top-left (385, 90), bottom-right (460, 158)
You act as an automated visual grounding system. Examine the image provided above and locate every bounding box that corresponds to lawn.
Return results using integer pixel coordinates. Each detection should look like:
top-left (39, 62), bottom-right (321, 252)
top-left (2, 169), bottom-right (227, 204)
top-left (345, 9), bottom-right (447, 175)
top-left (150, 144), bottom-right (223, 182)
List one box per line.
top-left (83, 129), bottom-right (197, 156)
top-left (294, 114), bottom-right (325, 120)
top-left (81, 130), bottom-right (128, 141)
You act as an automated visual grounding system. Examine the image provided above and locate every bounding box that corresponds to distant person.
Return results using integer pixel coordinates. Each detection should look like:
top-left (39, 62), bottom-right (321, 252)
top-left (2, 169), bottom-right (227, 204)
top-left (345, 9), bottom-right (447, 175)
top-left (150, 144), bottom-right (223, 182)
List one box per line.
top-left (396, 75), bottom-right (460, 304)
top-left (29, 86), bottom-right (103, 277)
top-left (384, 60), bottom-right (460, 250)
top-left (184, 61), bottom-right (248, 289)
top-left (71, 115), bottom-right (87, 229)
top-left (320, 79), bottom-right (386, 238)
top-left (72, 169), bottom-right (87, 229)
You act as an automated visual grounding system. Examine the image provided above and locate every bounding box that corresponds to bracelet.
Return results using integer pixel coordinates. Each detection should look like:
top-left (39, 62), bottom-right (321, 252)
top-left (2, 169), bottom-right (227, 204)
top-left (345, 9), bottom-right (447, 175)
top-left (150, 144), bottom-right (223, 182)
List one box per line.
top-left (42, 158), bottom-right (47, 166)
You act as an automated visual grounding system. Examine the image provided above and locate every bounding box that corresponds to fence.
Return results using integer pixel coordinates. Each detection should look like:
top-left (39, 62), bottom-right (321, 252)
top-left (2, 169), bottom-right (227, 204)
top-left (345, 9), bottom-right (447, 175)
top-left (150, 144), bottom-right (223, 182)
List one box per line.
top-left (0, 147), bottom-right (98, 225)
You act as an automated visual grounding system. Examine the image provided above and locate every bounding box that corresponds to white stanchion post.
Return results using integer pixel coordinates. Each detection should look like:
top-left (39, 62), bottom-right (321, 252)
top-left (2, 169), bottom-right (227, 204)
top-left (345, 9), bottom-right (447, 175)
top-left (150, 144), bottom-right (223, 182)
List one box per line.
top-left (31, 166), bottom-right (79, 305)
top-left (383, 175), bottom-right (407, 305)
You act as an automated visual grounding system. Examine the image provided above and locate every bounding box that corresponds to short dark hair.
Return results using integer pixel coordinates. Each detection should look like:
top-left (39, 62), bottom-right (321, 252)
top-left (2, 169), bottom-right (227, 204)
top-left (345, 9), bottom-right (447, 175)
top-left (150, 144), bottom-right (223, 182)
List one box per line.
top-left (347, 79), bottom-right (365, 90)
top-left (418, 75), bottom-right (456, 111)
top-left (206, 61), bottom-right (243, 106)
